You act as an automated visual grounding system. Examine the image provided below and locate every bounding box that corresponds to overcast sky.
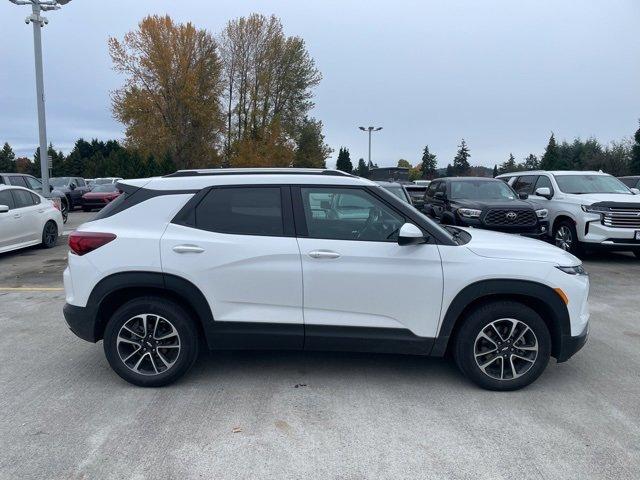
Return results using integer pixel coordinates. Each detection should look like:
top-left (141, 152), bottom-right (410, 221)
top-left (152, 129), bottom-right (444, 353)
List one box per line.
top-left (1, 0), bottom-right (639, 169)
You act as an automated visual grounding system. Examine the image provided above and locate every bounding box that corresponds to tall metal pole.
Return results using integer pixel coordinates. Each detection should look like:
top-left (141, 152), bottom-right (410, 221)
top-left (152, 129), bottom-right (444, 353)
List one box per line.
top-left (30, 2), bottom-right (50, 197)
top-left (368, 128), bottom-right (372, 165)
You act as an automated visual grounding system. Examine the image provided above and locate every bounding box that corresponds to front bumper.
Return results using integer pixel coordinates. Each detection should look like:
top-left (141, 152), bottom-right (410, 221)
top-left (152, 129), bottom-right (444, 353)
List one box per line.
top-left (556, 323), bottom-right (588, 362)
top-left (581, 218), bottom-right (640, 249)
top-left (63, 303), bottom-right (100, 343)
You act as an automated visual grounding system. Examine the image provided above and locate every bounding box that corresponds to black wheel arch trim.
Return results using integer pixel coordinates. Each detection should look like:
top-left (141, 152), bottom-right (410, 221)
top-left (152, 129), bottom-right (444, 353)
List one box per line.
top-left (431, 279), bottom-right (571, 359)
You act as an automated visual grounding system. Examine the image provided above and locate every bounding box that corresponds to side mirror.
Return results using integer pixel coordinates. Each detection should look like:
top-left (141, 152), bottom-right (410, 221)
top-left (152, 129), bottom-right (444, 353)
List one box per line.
top-left (631, 188), bottom-right (640, 195)
top-left (535, 187), bottom-right (552, 199)
top-left (69, 183), bottom-right (76, 190)
top-left (518, 192), bottom-right (529, 200)
top-left (434, 191), bottom-right (446, 200)
top-left (0, 204), bottom-right (9, 213)
top-left (398, 223), bottom-right (426, 246)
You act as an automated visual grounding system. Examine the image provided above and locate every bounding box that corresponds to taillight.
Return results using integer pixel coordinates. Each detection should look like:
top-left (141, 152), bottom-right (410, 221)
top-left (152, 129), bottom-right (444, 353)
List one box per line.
top-left (68, 231), bottom-right (116, 256)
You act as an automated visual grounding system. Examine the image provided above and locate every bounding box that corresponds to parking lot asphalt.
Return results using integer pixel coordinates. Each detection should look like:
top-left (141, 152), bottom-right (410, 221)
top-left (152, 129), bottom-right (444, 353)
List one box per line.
top-left (0, 215), bottom-right (639, 480)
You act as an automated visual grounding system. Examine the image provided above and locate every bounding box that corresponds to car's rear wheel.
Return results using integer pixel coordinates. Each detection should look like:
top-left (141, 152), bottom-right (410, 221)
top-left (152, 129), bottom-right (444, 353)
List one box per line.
top-left (454, 301), bottom-right (551, 391)
top-left (553, 220), bottom-right (582, 256)
top-left (632, 249), bottom-right (640, 259)
top-left (103, 297), bottom-right (199, 387)
top-left (41, 220), bottom-right (58, 248)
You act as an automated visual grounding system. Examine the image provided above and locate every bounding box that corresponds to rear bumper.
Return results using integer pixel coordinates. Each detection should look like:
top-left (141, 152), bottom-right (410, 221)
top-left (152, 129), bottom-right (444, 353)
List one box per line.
top-left (63, 303), bottom-right (99, 343)
top-left (556, 323), bottom-right (588, 363)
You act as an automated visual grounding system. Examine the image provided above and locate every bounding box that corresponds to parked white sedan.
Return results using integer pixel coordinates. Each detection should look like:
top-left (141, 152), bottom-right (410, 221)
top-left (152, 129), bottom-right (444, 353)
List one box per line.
top-left (0, 185), bottom-right (63, 254)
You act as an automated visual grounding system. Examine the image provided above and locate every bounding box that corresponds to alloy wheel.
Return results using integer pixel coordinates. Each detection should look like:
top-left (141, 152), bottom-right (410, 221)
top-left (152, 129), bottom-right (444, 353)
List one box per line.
top-left (555, 225), bottom-right (573, 251)
top-left (116, 313), bottom-right (181, 376)
top-left (474, 318), bottom-right (539, 381)
top-left (44, 222), bottom-right (57, 247)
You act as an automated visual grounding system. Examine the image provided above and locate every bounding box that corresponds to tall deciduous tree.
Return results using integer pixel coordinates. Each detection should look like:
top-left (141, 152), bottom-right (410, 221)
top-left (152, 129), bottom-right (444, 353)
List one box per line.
top-left (336, 147), bottom-right (353, 173)
top-left (0, 142), bottom-right (16, 172)
top-left (109, 15), bottom-right (224, 169)
top-left (219, 14), bottom-right (322, 165)
top-left (453, 139), bottom-right (470, 175)
top-left (397, 159), bottom-right (412, 169)
top-left (420, 145), bottom-right (437, 179)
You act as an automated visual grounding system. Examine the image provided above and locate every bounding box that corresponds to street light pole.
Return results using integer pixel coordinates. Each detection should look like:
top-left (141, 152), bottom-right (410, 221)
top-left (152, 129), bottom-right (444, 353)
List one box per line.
top-left (358, 126), bottom-right (383, 166)
top-left (9, 0), bottom-right (72, 197)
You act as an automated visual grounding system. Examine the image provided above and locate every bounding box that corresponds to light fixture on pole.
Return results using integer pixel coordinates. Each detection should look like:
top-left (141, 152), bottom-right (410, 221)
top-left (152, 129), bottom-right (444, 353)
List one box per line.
top-left (358, 126), bottom-right (383, 166)
top-left (8, 0), bottom-right (72, 198)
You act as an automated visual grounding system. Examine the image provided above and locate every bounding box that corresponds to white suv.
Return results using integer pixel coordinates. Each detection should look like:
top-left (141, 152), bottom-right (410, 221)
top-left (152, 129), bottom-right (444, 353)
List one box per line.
top-left (63, 169), bottom-right (589, 391)
top-left (497, 170), bottom-right (640, 257)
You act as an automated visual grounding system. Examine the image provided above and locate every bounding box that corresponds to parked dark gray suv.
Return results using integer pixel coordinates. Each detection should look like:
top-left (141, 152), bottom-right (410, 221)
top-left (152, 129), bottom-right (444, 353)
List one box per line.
top-left (50, 177), bottom-right (90, 210)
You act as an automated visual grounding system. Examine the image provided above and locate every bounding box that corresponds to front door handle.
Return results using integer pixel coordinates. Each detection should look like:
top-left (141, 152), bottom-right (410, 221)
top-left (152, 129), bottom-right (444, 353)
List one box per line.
top-left (13, 213), bottom-right (21, 219)
top-left (173, 244), bottom-right (204, 254)
top-left (308, 250), bottom-right (341, 259)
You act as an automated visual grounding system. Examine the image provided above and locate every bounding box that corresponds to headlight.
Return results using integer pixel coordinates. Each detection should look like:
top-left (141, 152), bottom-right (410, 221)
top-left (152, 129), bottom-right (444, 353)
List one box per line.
top-left (581, 204), bottom-right (609, 214)
top-left (457, 208), bottom-right (481, 218)
top-left (556, 265), bottom-right (587, 275)
top-left (535, 208), bottom-right (548, 219)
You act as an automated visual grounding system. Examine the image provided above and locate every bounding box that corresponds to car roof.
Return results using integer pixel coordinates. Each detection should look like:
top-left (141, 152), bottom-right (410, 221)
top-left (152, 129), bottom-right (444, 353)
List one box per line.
top-left (437, 176), bottom-right (500, 182)
top-left (121, 168), bottom-right (376, 191)
top-left (497, 170), bottom-right (608, 177)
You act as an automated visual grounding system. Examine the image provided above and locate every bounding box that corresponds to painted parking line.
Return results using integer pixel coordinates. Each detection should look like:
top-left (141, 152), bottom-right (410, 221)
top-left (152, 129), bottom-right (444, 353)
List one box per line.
top-left (0, 287), bottom-right (64, 292)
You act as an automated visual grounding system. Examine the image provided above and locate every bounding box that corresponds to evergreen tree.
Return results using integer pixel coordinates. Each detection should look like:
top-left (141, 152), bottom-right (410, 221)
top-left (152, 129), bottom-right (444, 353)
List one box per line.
top-left (522, 153), bottom-right (540, 171)
top-left (540, 133), bottom-right (559, 170)
top-left (293, 118), bottom-right (331, 168)
top-left (498, 153), bottom-right (517, 174)
top-left (630, 121), bottom-right (640, 175)
top-left (420, 145), bottom-right (437, 179)
top-left (445, 163), bottom-right (454, 176)
top-left (0, 142), bottom-right (16, 172)
top-left (356, 158), bottom-right (368, 177)
top-left (492, 164), bottom-right (498, 178)
top-left (335, 147), bottom-right (353, 173)
top-left (452, 139), bottom-right (470, 175)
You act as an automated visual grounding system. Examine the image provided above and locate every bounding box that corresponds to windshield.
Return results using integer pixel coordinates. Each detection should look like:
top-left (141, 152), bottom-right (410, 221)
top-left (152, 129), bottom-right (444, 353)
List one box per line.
top-left (450, 180), bottom-right (516, 200)
top-left (382, 185), bottom-right (408, 202)
top-left (554, 174), bottom-right (631, 194)
top-left (92, 184), bottom-right (118, 192)
top-left (50, 177), bottom-right (71, 187)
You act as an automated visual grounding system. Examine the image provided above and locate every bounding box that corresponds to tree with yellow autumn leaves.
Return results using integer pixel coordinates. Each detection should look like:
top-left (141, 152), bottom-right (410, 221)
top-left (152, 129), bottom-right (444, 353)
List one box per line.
top-left (109, 14), bottom-right (330, 171)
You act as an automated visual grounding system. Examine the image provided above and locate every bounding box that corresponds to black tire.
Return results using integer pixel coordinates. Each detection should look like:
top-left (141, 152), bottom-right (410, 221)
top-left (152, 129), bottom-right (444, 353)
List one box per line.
top-left (61, 199), bottom-right (69, 217)
top-left (41, 220), bottom-right (58, 248)
top-left (553, 220), bottom-right (583, 257)
top-left (103, 297), bottom-right (199, 387)
top-left (454, 301), bottom-right (551, 391)
top-left (633, 249), bottom-right (640, 259)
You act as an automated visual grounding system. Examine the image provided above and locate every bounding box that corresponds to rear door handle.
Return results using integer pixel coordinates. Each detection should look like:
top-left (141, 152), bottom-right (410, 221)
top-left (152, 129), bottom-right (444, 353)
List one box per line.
top-left (13, 214), bottom-right (21, 219)
top-left (173, 244), bottom-right (204, 254)
top-left (308, 250), bottom-right (341, 259)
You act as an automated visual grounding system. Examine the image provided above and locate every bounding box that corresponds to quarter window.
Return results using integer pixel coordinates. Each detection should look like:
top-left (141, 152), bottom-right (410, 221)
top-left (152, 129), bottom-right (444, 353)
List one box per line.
top-left (300, 187), bottom-right (404, 242)
top-left (195, 187), bottom-right (284, 236)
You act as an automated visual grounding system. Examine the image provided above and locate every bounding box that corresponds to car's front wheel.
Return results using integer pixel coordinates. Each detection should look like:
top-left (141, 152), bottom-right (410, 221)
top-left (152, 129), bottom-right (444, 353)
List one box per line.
top-left (103, 297), bottom-right (199, 387)
top-left (554, 220), bottom-right (583, 256)
top-left (454, 301), bottom-right (551, 391)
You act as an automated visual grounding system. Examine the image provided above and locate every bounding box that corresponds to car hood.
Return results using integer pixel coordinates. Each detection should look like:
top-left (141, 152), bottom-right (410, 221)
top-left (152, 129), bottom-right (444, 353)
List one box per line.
top-left (571, 193), bottom-right (640, 204)
top-left (461, 227), bottom-right (579, 265)
top-left (451, 198), bottom-right (535, 210)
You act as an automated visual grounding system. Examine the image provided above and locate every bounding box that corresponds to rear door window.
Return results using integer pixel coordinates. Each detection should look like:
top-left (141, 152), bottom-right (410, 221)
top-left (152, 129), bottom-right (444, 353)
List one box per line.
top-left (8, 176), bottom-right (28, 188)
top-left (513, 175), bottom-right (537, 195)
top-left (195, 187), bottom-right (284, 236)
top-left (13, 189), bottom-right (36, 208)
top-left (0, 190), bottom-right (15, 209)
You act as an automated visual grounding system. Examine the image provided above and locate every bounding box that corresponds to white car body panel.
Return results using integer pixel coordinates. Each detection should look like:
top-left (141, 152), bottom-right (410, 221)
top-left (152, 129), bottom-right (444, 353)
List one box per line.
top-left (297, 237), bottom-right (443, 337)
top-left (0, 185), bottom-right (63, 254)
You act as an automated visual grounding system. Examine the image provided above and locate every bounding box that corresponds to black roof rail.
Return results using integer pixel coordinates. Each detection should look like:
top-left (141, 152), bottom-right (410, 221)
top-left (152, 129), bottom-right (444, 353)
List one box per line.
top-left (163, 169), bottom-right (354, 178)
